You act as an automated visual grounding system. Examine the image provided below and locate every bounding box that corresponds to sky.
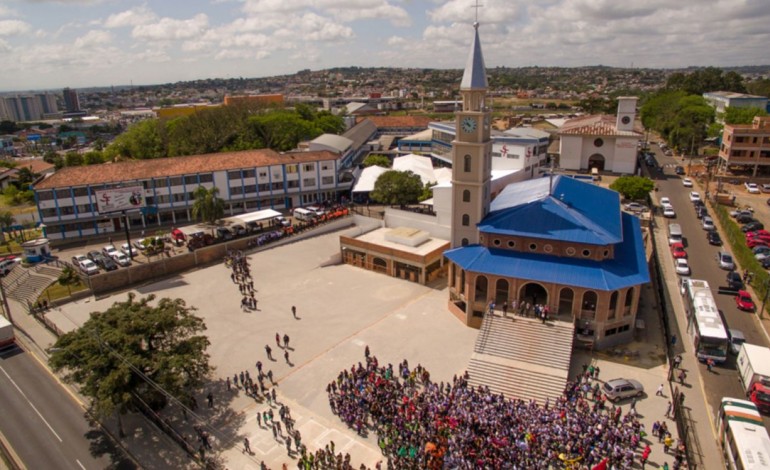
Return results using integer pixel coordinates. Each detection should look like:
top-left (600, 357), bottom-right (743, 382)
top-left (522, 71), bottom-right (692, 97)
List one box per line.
top-left (0, 0), bottom-right (768, 92)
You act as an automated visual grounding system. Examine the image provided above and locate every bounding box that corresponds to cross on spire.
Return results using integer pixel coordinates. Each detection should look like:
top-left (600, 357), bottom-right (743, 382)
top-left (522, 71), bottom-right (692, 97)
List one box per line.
top-left (471, 0), bottom-right (483, 27)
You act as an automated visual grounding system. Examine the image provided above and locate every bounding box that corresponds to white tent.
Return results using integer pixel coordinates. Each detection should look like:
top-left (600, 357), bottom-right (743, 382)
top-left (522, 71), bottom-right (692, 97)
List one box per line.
top-left (393, 154), bottom-right (436, 185)
top-left (352, 166), bottom-right (388, 193)
top-left (433, 167), bottom-right (452, 185)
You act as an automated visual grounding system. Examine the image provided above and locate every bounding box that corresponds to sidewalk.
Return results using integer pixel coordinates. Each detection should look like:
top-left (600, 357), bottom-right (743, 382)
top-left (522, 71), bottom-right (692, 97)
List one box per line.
top-left (5, 296), bottom-right (196, 469)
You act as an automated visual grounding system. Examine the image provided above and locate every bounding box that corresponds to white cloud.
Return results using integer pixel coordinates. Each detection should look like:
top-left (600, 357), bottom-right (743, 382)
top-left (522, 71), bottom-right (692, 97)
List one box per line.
top-left (241, 0), bottom-right (410, 25)
top-left (0, 5), bottom-right (18, 18)
top-left (273, 12), bottom-right (354, 41)
top-left (220, 33), bottom-right (271, 48)
top-left (74, 30), bottom-right (111, 48)
top-left (386, 36), bottom-right (406, 46)
top-left (132, 14), bottom-right (209, 41)
top-left (104, 5), bottom-right (157, 28)
top-left (0, 20), bottom-right (31, 36)
top-left (215, 49), bottom-right (271, 61)
top-left (0, 38), bottom-right (10, 53)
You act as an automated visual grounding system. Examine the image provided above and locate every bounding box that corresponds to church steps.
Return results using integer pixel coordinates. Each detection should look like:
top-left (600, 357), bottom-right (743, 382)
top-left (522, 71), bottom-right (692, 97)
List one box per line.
top-left (466, 358), bottom-right (566, 404)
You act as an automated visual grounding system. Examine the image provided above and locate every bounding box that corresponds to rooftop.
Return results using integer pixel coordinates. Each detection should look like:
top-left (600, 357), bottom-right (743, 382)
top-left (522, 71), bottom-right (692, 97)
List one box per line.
top-left (359, 115), bottom-right (432, 129)
top-left (558, 114), bottom-right (642, 137)
top-left (349, 226), bottom-right (449, 257)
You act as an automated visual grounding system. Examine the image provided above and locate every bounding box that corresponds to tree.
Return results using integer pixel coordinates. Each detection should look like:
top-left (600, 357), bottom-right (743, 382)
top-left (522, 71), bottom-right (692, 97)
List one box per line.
top-left (104, 119), bottom-right (167, 160)
top-left (746, 78), bottom-right (770, 98)
top-left (191, 186), bottom-right (224, 226)
top-left (362, 154), bottom-right (391, 168)
top-left (49, 294), bottom-right (212, 437)
top-left (640, 91), bottom-right (714, 153)
top-left (0, 211), bottom-right (13, 244)
top-left (370, 170), bottom-right (424, 207)
top-left (57, 265), bottom-right (80, 294)
top-left (16, 167), bottom-right (37, 187)
top-left (665, 67), bottom-right (746, 95)
top-left (723, 106), bottom-right (768, 125)
top-left (610, 176), bottom-right (655, 201)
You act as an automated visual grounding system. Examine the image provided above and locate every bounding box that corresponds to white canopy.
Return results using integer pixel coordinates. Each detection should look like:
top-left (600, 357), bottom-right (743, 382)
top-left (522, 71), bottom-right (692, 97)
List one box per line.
top-left (393, 154), bottom-right (437, 185)
top-left (352, 166), bottom-right (388, 193)
top-left (229, 209), bottom-right (283, 224)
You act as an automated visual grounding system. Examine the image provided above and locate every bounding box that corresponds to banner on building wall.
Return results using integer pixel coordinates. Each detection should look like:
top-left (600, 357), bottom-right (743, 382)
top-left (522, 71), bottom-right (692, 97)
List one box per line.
top-left (94, 186), bottom-right (146, 214)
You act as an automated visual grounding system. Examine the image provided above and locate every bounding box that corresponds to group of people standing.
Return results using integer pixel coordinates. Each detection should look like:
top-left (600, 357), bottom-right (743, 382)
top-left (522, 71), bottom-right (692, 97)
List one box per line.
top-left (225, 249), bottom-right (257, 311)
top-left (326, 352), bottom-right (648, 469)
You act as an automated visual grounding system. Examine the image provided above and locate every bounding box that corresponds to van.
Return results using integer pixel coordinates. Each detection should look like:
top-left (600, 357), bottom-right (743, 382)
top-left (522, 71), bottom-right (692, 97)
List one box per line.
top-left (293, 207), bottom-right (316, 222)
top-left (305, 205), bottom-right (326, 217)
top-left (729, 329), bottom-right (746, 355)
top-left (0, 258), bottom-right (17, 277)
top-left (668, 223), bottom-right (683, 245)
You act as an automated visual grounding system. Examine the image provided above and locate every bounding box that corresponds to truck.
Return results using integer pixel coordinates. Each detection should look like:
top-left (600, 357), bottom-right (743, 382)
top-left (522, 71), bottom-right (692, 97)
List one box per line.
top-left (737, 343), bottom-right (770, 413)
top-left (0, 315), bottom-right (14, 348)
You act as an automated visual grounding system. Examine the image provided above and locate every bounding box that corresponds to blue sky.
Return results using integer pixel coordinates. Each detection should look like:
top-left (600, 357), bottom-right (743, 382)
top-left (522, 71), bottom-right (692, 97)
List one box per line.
top-left (0, 0), bottom-right (768, 91)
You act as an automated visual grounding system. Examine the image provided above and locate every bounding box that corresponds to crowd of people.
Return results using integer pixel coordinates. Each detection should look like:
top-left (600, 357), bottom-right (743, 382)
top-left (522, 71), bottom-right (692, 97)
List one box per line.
top-left (225, 249), bottom-right (257, 311)
top-left (326, 352), bottom-right (651, 469)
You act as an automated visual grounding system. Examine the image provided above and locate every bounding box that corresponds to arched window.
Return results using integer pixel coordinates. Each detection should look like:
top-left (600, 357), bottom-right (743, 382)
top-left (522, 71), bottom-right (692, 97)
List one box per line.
top-left (558, 287), bottom-right (574, 317)
top-left (462, 189), bottom-right (471, 202)
top-left (475, 275), bottom-right (488, 302)
top-left (459, 269), bottom-right (466, 294)
top-left (462, 214), bottom-right (470, 226)
top-left (464, 155), bottom-right (472, 172)
top-left (608, 291), bottom-right (619, 319)
top-left (461, 238), bottom-right (469, 246)
top-left (581, 291), bottom-right (598, 320)
top-left (624, 287), bottom-right (635, 315)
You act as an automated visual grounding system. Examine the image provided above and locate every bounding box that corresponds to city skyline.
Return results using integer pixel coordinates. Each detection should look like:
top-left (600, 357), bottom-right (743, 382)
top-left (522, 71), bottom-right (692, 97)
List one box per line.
top-left (1, 0), bottom-right (768, 92)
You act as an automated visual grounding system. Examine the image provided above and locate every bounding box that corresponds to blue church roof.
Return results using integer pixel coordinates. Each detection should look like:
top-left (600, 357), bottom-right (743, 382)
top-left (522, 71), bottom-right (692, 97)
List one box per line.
top-left (445, 212), bottom-right (649, 291)
top-left (481, 175), bottom-right (622, 246)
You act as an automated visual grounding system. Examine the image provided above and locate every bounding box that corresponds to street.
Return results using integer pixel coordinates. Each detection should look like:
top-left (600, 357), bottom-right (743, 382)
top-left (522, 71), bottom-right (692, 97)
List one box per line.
top-left (0, 344), bottom-right (134, 470)
top-left (648, 146), bottom-right (770, 427)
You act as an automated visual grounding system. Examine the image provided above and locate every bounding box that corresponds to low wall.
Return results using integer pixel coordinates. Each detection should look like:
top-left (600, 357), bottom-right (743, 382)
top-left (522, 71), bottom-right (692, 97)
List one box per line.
top-left (88, 216), bottom-right (357, 295)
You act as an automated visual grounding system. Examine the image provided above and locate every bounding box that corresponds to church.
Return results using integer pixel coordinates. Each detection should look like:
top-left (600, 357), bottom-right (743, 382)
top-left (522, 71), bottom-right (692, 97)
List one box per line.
top-left (442, 22), bottom-right (650, 352)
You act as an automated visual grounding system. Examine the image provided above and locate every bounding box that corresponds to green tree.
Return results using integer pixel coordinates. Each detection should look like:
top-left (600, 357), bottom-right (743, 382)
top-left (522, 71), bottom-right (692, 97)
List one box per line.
top-left (0, 211), bottom-right (14, 244)
top-left (610, 176), bottom-right (655, 201)
top-left (370, 170), bottom-right (424, 207)
top-left (49, 293), bottom-right (212, 437)
top-left (64, 151), bottom-right (83, 167)
top-left (57, 265), bottom-right (81, 294)
top-left (640, 91), bottom-right (714, 153)
top-left (16, 167), bottom-right (37, 187)
top-left (665, 67), bottom-right (746, 95)
top-left (362, 154), bottom-right (391, 168)
top-left (104, 119), bottom-right (167, 160)
top-left (746, 78), bottom-right (770, 98)
top-left (723, 106), bottom-right (768, 125)
top-left (191, 186), bottom-right (225, 226)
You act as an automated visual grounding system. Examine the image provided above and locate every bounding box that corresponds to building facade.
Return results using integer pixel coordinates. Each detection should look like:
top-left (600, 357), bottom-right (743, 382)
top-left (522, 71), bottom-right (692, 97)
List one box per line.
top-left (718, 116), bottom-right (770, 176)
top-left (558, 97), bottom-right (642, 174)
top-left (33, 149), bottom-right (350, 241)
top-left (704, 91), bottom-right (769, 123)
top-left (0, 94), bottom-right (59, 122)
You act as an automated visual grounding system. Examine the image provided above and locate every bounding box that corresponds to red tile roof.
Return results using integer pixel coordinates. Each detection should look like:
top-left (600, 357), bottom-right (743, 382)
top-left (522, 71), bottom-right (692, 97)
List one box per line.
top-left (16, 159), bottom-right (55, 174)
top-left (34, 149), bottom-right (339, 189)
top-left (359, 116), bottom-right (432, 128)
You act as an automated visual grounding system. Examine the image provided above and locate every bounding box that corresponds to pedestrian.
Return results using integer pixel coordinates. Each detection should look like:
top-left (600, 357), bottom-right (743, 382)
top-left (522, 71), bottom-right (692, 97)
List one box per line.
top-left (678, 369), bottom-right (687, 385)
top-left (664, 434), bottom-right (673, 453)
top-left (226, 376), bottom-right (231, 391)
top-left (267, 369), bottom-right (274, 384)
top-left (265, 344), bottom-right (273, 360)
top-left (656, 384), bottom-right (664, 396)
top-left (630, 398), bottom-right (637, 411)
top-left (256, 361), bottom-right (263, 374)
top-left (292, 305), bottom-right (297, 318)
top-left (502, 301), bottom-right (508, 317)
top-left (365, 345), bottom-right (370, 358)
top-left (671, 334), bottom-right (677, 346)
top-left (207, 391), bottom-right (214, 408)
top-left (665, 401), bottom-right (672, 418)
top-left (276, 333), bottom-right (281, 348)
top-left (244, 437), bottom-right (251, 454)
top-left (592, 366), bottom-right (600, 379)
top-left (707, 358), bottom-right (714, 373)
top-left (285, 349), bottom-right (290, 364)
top-left (271, 388), bottom-right (277, 403)
top-left (283, 334), bottom-right (290, 348)
top-left (673, 354), bottom-right (682, 369)
top-left (257, 412), bottom-right (262, 427)
top-left (679, 392), bottom-right (686, 406)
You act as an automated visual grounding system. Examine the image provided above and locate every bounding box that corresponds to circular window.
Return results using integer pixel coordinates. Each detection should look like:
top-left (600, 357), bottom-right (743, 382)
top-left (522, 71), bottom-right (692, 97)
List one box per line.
top-left (507, 240), bottom-right (515, 248)
top-left (582, 249), bottom-right (591, 257)
top-left (493, 239), bottom-right (501, 246)
top-left (529, 243), bottom-right (537, 251)
top-left (603, 249), bottom-right (610, 257)
top-left (621, 116), bottom-right (631, 125)
top-left (566, 247), bottom-right (576, 256)
top-left (544, 244), bottom-right (553, 253)
top-left (594, 138), bottom-right (604, 148)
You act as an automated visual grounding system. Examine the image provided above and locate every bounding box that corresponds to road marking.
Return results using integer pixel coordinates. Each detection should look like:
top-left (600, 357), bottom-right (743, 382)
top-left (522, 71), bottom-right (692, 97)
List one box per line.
top-left (0, 365), bottom-right (63, 442)
top-left (76, 459), bottom-right (86, 470)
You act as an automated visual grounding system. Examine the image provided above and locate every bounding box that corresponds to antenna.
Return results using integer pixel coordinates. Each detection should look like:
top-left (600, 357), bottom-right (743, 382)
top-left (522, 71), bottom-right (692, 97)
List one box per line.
top-left (471, 0), bottom-right (483, 26)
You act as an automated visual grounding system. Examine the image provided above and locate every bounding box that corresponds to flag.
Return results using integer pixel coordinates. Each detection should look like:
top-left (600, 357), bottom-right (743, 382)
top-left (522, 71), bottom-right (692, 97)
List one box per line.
top-left (592, 458), bottom-right (608, 470)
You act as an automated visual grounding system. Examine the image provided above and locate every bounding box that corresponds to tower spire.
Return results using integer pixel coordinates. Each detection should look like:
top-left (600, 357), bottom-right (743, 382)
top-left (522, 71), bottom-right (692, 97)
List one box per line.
top-left (460, 12), bottom-right (488, 91)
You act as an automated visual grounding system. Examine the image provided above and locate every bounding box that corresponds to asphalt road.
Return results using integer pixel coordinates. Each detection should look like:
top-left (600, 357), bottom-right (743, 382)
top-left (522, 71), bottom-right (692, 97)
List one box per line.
top-left (0, 344), bottom-right (135, 470)
top-left (648, 146), bottom-right (770, 424)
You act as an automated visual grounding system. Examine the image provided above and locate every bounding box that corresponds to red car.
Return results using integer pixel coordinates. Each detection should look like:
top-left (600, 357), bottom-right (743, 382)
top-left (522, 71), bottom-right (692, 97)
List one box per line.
top-left (670, 243), bottom-right (687, 259)
top-left (746, 230), bottom-right (770, 238)
top-left (736, 290), bottom-right (756, 312)
top-left (746, 234), bottom-right (770, 242)
top-left (747, 238), bottom-right (770, 249)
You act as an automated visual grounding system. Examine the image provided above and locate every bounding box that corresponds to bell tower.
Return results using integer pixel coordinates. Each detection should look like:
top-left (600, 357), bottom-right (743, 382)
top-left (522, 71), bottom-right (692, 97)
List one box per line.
top-left (450, 21), bottom-right (492, 248)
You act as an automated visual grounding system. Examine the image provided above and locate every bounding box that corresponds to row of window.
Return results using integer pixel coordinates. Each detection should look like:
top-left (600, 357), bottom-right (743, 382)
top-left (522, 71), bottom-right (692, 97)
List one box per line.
top-left (37, 174), bottom-right (215, 201)
top-left (488, 238), bottom-right (611, 258)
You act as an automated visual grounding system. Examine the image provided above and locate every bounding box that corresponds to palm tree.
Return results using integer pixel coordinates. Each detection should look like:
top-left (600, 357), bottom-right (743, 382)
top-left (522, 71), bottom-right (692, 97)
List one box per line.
top-left (0, 211), bottom-right (14, 245)
top-left (191, 186), bottom-right (224, 228)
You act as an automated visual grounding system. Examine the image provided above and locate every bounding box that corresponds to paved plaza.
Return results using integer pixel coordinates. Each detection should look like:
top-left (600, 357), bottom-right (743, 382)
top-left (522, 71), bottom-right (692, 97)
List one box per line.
top-left (42, 223), bottom-right (687, 469)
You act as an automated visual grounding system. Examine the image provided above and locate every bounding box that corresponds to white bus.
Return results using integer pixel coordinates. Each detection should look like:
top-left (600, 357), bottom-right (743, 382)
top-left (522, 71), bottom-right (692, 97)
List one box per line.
top-left (683, 278), bottom-right (729, 363)
top-left (718, 397), bottom-right (770, 470)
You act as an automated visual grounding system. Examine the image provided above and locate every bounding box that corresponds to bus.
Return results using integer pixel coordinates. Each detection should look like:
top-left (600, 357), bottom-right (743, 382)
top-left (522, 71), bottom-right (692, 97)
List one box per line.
top-left (718, 397), bottom-right (770, 470)
top-left (682, 278), bottom-right (729, 363)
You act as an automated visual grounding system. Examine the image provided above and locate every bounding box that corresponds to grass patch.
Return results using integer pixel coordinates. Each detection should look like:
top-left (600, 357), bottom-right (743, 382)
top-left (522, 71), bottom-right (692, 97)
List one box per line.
top-left (37, 280), bottom-right (88, 303)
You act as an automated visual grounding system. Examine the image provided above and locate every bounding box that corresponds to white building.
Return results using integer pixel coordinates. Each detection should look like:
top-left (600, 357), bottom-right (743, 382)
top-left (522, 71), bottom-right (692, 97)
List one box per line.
top-left (558, 97), bottom-right (642, 174)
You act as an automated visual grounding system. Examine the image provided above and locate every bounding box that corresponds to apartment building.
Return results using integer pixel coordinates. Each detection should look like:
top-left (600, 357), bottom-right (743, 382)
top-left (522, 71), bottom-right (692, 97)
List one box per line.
top-left (33, 149), bottom-right (348, 241)
top-left (718, 116), bottom-right (770, 176)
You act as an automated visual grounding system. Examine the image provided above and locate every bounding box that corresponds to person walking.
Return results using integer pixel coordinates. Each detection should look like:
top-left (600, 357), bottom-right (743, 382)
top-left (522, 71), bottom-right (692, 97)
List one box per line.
top-left (265, 345), bottom-right (273, 360)
top-left (284, 350), bottom-right (290, 364)
top-left (665, 401), bottom-right (673, 418)
top-left (292, 305), bottom-right (297, 319)
top-left (656, 384), bottom-right (664, 396)
top-left (207, 392), bottom-right (214, 408)
top-left (707, 358), bottom-right (714, 373)
top-left (243, 437), bottom-right (251, 454)
top-left (283, 334), bottom-right (290, 349)
top-left (276, 333), bottom-right (281, 348)
top-left (678, 369), bottom-right (687, 385)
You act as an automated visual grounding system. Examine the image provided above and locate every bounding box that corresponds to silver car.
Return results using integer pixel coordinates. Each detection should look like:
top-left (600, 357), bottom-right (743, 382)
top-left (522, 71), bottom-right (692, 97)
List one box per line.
top-left (716, 251), bottom-right (735, 270)
top-left (603, 378), bottom-right (644, 402)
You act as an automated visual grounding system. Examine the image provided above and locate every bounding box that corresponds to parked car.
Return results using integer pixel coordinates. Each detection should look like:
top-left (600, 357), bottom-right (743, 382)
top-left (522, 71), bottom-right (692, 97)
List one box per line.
top-left (78, 259), bottom-right (99, 275)
top-left (660, 197), bottom-right (671, 207)
top-left (88, 250), bottom-right (117, 271)
top-left (736, 290), bottom-right (756, 312)
top-left (755, 246), bottom-right (770, 261)
top-left (747, 238), bottom-right (770, 249)
top-left (743, 221), bottom-right (765, 233)
top-left (0, 257), bottom-right (19, 277)
top-left (215, 227), bottom-right (233, 240)
top-left (121, 243), bottom-right (138, 257)
top-left (727, 271), bottom-right (744, 290)
top-left (728, 329), bottom-right (746, 354)
top-left (231, 224), bottom-right (247, 236)
top-left (603, 378), bottom-right (644, 402)
top-left (763, 257), bottom-right (770, 270)
top-left (671, 243), bottom-right (687, 259)
top-left (731, 209), bottom-right (754, 219)
top-left (103, 245), bottom-right (119, 259)
top-left (746, 230), bottom-right (770, 238)
top-left (736, 214), bottom-right (757, 224)
top-left (675, 258), bottom-right (691, 275)
top-left (682, 178), bottom-right (693, 187)
top-left (762, 184), bottom-right (770, 193)
top-left (696, 206), bottom-right (709, 219)
top-left (675, 166), bottom-right (685, 175)
top-left (112, 251), bottom-right (131, 267)
top-left (72, 254), bottom-right (87, 265)
top-left (275, 216), bottom-right (292, 227)
top-left (745, 182), bottom-right (761, 194)
top-left (707, 230), bottom-right (722, 246)
top-left (716, 251), bottom-right (735, 270)
top-left (663, 207), bottom-right (676, 218)
top-left (689, 191), bottom-right (701, 202)
top-left (702, 216), bottom-right (715, 231)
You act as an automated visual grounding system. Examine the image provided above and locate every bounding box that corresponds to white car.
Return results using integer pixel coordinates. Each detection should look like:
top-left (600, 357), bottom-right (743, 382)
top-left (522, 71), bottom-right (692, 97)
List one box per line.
top-left (689, 191), bottom-right (701, 202)
top-left (122, 243), bottom-right (138, 257)
top-left (623, 202), bottom-right (647, 213)
top-left (103, 245), bottom-right (119, 258)
top-left (675, 258), bottom-right (691, 275)
top-left (660, 197), bottom-right (671, 206)
top-left (663, 207), bottom-right (676, 218)
top-left (682, 178), bottom-right (693, 187)
top-left (702, 216), bottom-right (715, 230)
top-left (112, 251), bottom-right (131, 267)
top-left (746, 182), bottom-right (760, 194)
top-left (78, 259), bottom-right (99, 275)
